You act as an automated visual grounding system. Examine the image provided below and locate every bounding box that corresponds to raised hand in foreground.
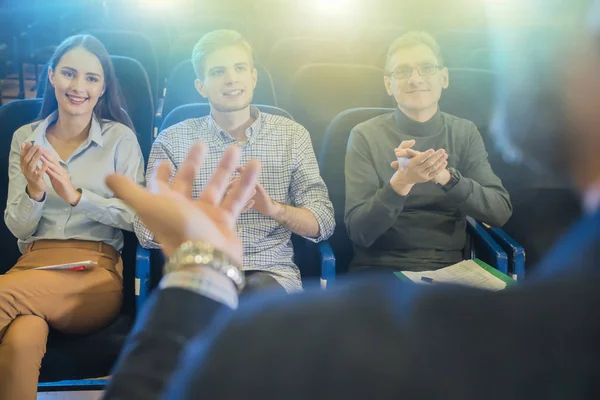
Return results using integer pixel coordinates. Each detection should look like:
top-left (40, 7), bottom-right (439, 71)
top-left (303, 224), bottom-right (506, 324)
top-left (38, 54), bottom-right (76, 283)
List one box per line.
top-left (105, 141), bottom-right (261, 265)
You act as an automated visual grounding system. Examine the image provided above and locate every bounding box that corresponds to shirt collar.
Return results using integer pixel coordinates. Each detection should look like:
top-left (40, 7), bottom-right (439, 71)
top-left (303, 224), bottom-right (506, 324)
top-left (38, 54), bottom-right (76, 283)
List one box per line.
top-left (26, 111), bottom-right (104, 148)
top-left (583, 183), bottom-right (600, 215)
top-left (207, 106), bottom-right (262, 145)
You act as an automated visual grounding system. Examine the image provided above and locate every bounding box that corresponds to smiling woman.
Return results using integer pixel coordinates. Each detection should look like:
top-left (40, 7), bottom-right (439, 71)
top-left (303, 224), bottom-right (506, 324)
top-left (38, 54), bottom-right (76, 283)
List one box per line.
top-left (51, 48), bottom-right (104, 113)
top-left (0, 34), bottom-right (145, 400)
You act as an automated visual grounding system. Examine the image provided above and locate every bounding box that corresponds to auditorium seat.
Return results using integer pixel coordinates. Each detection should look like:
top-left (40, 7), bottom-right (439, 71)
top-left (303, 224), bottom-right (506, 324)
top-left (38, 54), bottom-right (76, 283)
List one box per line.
top-left (287, 63), bottom-right (394, 155)
top-left (435, 28), bottom-right (490, 68)
top-left (319, 107), bottom-right (395, 273)
top-left (160, 103), bottom-right (291, 132)
top-left (101, 10), bottom-right (172, 92)
top-left (267, 37), bottom-right (353, 102)
top-left (167, 20), bottom-right (256, 74)
top-left (110, 56), bottom-right (154, 165)
top-left (84, 29), bottom-right (160, 103)
top-left (351, 26), bottom-right (406, 67)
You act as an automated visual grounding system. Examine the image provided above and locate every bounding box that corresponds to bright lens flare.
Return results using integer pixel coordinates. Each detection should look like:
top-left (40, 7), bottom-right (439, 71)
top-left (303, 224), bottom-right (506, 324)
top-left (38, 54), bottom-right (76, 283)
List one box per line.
top-left (313, 0), bottom-right (357, 18)
top-left (137, 0), bottom-right (172, 11)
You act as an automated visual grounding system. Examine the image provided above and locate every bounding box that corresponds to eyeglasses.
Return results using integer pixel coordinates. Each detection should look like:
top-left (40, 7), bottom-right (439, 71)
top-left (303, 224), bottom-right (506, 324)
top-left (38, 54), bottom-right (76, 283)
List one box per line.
top-left (388, 64), bottom-right (441, 80)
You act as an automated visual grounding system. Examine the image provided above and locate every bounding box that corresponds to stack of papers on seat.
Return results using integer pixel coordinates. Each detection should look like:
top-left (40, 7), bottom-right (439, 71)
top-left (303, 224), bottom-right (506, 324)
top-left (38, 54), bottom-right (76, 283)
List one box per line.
top-left (401, 260), bottom-right (507, 291)
top-left (33, 260), bottom-right (98, 271)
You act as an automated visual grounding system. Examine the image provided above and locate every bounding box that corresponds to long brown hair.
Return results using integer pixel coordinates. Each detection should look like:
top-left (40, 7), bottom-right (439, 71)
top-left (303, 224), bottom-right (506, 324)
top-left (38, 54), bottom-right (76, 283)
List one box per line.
top-left (37, 34), bottom-right (134, 130)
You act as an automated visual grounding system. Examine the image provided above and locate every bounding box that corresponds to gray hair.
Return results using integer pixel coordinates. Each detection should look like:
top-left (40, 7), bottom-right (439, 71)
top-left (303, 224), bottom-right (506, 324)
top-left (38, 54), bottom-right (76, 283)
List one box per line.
top-left (384, 31), bottom-right (444, 74)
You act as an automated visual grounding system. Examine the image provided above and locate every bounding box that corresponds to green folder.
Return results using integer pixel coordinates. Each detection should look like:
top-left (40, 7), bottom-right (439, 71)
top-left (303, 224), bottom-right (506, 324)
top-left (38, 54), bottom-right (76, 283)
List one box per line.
top-left (394, 258), bottom-right (516, 287)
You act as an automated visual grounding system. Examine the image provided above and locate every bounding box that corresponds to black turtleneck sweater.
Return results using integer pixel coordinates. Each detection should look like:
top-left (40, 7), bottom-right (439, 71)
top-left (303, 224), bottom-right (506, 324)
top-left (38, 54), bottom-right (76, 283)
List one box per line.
top-left (344, 109), bottom-right (512, 271)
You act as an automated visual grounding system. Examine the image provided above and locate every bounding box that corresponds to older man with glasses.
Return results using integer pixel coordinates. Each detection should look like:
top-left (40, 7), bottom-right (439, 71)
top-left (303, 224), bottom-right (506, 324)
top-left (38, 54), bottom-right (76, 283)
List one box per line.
top-left (344, 31), bottom-right (512, 274)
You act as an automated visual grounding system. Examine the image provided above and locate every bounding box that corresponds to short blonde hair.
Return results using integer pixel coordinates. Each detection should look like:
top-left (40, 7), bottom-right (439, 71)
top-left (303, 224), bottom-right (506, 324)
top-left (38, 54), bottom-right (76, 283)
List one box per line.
top-left (191, 29), bottom-right (254, 79)
top-left (384, 31), bottom-right (444, 74)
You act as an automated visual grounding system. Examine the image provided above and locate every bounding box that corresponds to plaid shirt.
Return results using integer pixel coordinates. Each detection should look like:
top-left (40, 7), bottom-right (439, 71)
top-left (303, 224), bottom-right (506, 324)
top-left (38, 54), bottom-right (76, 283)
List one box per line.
top-left (134, 107), bottom-right (335, 292)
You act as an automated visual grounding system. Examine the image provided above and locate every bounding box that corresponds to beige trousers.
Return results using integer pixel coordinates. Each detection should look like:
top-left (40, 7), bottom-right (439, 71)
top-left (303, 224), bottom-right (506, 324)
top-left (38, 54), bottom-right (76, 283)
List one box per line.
top-left (0, 239), bottom-right (123, 400)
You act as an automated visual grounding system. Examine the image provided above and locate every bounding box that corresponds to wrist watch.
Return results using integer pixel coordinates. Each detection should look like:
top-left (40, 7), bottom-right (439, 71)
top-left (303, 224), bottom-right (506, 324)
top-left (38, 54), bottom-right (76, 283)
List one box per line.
top-left (164, 241), bottom-right (245, 292)
top-left (439, 168), bottom-right (460, 191)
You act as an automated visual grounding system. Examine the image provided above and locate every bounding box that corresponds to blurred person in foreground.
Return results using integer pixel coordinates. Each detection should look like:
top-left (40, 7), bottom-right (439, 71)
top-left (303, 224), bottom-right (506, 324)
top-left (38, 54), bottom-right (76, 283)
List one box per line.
top-left (104, 1), bottom-right (600, 399)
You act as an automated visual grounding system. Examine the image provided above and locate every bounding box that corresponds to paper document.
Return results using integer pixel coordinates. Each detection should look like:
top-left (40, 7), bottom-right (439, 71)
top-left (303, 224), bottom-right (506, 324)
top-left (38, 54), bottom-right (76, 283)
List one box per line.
top-left (33, 260), bottom-right (98, 271)
top-left (401, 260), bottom-right (507, 291)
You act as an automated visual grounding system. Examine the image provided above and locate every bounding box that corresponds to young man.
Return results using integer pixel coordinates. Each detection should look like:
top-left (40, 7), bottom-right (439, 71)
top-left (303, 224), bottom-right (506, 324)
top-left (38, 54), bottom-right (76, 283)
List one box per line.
top-left (135, 30), bottom-right (334, 293)
top-left (344, 31), bottom-right (512, 273)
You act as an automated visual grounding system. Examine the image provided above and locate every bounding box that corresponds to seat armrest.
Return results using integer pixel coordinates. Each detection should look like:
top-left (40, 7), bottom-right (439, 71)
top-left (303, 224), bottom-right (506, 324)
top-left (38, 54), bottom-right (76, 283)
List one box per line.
top-left (135, 244), bottom-right (151, 312)
top-left (154, 97), bottom-right (164, 138)
top-left (466, 216), bottom-right (509, 274)
top-left (318, 240), bottom-right (336, 288)
top-left (486, 227), bottom-right (526, 280)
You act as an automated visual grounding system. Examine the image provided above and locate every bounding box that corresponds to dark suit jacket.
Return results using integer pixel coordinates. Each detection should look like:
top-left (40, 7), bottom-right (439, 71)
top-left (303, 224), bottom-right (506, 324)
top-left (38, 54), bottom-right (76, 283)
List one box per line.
top-left (105, 210), bottom-right (600, 400)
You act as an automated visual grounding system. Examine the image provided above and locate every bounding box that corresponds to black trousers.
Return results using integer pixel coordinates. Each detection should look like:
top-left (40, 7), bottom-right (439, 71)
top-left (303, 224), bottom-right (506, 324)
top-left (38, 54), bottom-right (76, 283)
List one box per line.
top-left (104, 270), bottom-right (285, 400)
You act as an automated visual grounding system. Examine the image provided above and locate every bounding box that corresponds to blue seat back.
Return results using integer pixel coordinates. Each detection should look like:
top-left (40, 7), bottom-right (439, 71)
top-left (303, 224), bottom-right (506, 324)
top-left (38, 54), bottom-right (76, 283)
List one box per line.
top-left (0, 99), bottom-right (44, 273)
top-left (160, 103), bottom-right (293, 132)
top-left (439, 68), bottom-right (495, 133)
top-left (288, 63), bottom-right (394, 155)
top-left (318, 107), bottom-right (395, 273)
top-left (85, 29), bottom-right (159, 102)
top-left (110, 56), bottom-right (154, 166)
top-left (267, 37), bottom-right (353, 102)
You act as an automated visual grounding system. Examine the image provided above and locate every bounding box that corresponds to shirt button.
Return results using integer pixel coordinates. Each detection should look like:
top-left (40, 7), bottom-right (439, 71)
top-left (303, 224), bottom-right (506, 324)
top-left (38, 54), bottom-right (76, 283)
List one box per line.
top-left (64, 208), bottom-right (69, 212)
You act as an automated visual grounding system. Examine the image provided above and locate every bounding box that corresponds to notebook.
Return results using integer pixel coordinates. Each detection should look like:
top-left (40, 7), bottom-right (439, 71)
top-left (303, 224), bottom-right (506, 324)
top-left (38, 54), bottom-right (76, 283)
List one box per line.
top-left (399, 259), bottom-right (509, 291)
top-left (33, 260), bottom-right (98, 271)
